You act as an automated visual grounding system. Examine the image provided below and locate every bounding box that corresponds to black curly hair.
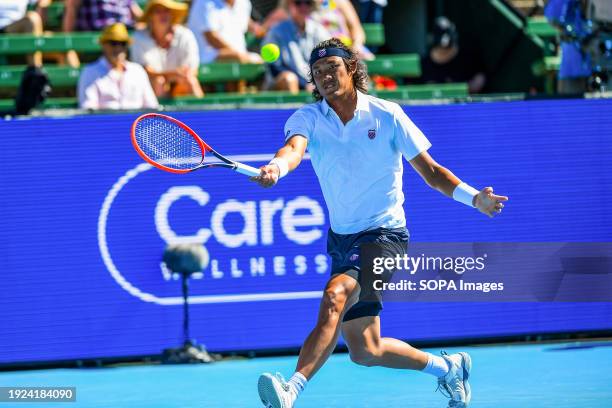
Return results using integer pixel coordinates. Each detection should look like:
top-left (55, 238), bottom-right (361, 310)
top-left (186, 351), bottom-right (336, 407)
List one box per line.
top-left (308, 38), bottom-right (369, 102)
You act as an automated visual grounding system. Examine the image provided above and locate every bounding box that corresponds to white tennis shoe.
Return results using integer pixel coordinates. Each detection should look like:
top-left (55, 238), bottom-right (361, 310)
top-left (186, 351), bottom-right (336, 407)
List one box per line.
top-left (258, 372), bottom-right (297, 408)
top-left (437, 351), bottom-right (472, 407)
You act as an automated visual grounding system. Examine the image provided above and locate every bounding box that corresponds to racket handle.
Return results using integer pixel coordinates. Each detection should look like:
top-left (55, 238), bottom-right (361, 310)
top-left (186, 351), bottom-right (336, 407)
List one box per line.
top-left (234, 161), bottom-right (261, 177)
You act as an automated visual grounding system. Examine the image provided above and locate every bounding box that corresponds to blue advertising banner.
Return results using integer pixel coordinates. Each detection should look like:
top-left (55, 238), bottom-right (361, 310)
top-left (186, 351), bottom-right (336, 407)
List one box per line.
top-left (1, 99), bottom-right (611, 364)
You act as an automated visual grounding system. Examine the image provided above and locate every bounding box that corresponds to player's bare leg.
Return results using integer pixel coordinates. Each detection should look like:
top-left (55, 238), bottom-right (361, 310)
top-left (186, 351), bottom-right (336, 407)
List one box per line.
top-left (295, 273), bottom-right (360, 378)
top-left (342, 316), bottom-right (472, 407)
top-left (342, 316), bottom-right (428, 369)
top-left (258, 273), bottom-right (360, 408)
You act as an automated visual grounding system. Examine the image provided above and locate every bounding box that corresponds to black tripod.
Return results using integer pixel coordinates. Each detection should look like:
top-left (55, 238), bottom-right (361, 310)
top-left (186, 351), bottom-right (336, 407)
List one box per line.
top-left (161, 245), bottom-right (215, 364)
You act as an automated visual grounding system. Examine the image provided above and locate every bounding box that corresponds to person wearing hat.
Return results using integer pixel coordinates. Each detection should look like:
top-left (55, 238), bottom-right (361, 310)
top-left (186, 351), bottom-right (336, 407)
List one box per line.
top-left (63, 0), bottom-right (143, 68)
top-left (78, 23), bottom-right (159, 110)
top-left (131, 0), bottom-right (203, 98)
top-left (419, 16), bottom-right (486, 94)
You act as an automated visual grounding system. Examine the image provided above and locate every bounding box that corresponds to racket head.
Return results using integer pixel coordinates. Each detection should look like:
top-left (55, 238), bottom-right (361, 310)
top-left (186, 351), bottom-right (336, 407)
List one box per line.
top-left (131, 113), bottom-right (212, 174)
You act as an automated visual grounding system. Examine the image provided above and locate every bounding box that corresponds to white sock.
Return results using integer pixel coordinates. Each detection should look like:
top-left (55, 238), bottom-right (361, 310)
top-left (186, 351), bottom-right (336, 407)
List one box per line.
top-left (287, 372), bottom-right (307, 398)
top-left (421, 353), bottom-right (449, 378)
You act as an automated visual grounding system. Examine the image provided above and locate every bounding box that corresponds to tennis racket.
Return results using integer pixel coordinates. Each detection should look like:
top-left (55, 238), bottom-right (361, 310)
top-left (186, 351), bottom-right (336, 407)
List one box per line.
top-left (131, 113), bottom-right (261, 177)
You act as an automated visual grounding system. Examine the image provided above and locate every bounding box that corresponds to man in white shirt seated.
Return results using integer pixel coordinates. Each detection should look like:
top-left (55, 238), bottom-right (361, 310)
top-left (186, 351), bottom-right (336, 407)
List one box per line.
top-left (132, 0), bottom-right (203, 98)
top-left (187, 0), bottom-right (262, 64)
top-left (78, 23), bottom-right (159, 110)
top-left (0, 0), bottom-right (48, 66)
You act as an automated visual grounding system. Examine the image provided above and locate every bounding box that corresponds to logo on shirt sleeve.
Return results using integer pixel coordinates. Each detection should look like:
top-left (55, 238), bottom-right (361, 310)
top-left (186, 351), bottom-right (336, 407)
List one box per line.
top-left (368, 129), bottom-right (376, 139)
top-left (286, 129), bottom-right (291, 138)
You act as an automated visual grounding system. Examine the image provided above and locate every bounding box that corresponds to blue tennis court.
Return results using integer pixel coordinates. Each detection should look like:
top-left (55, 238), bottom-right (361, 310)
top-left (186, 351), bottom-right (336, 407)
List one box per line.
top-left (2, 341), bottom-right (611, 408)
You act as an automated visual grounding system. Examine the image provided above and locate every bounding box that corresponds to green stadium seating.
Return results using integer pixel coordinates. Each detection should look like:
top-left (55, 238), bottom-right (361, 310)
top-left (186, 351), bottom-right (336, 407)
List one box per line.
top-left (532, 55), bottom-right (561, 76)
top-left (367, 54), bottom-right (420, 77)
top-left (165, 83), bottom-right (464, 106)
top-left (531, 55), bottom-right (561, 93)
top-left (37, 2), bottom-right (384, 46)
top-left (195, 54), bottom-right (420, 84)
top-left (0, 32), bottom-right (100, 54)
top-left (198, 63), bottom-right (264, 83)
top-left (516, 15), bottom-right (560, 94)
top-left (526, 17), bottom-right (557, 39)
top-left (31, 0), bottom-right (386, 47)
top-left (0, 84), bottom-right (468, 111)
top-left (246, 23), bottom-right (384, 48)
top-left (0, 26), bottom-right (386, 55)
top-left (0, 65), bottom-right (80, 87)
top-left (363, 24), bottom-right (385, 47)
top-left (40, 1), bottom-right (65, 30)
top-left (372, 83), bottom-right (467, 100)
top-left (0, 54), bottom-right (420, 89)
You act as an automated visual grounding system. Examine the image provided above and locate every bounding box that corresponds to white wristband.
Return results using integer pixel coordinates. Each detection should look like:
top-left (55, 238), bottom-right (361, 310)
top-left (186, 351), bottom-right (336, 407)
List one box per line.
top-left (269, 157), bottom-right (289, 178)
top-left (453, 182), bottom-right (479, 208)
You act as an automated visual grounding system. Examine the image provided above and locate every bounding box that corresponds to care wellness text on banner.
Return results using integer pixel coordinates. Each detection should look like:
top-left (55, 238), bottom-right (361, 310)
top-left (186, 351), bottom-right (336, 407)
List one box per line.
top-left (357, 243), bottom-right (612, 302)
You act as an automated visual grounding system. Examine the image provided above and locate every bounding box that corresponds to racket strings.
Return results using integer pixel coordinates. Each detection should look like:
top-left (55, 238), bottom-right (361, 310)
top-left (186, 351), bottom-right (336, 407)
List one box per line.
top-left (134, 117), bottom-right (204, 170)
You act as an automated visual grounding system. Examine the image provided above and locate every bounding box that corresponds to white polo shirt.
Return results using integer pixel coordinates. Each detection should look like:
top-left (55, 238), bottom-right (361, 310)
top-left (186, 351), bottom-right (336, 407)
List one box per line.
top-left (131, 25), bottom-right (200, 72)
top-left (187, 0), bottom-right (251, 64)
top-left (284, 91), bottom-right (431, 234)
top-left (78, 57), bottom-right (159, 110)
top-left (0, 0), bottom-right (34, 29)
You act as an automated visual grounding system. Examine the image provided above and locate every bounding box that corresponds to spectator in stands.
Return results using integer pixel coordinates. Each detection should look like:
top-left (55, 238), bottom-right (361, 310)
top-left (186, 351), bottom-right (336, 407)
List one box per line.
top-left (310, 0), bottom-right (374, 60)
top-left (78, 23), bottom-right (158, 110)
top-left (187, 0), bottom-right (263, 64)
top-left (356, 0), bottom-right (385, 53)
top-left (262, 0), bottom-right (330, 93)
top-left (0, 0), bottom-right (50, 66)
top-left (64, 0), bottom-right (141, 31)
top-left (63, 0), bottom-right (143, 67)
top-left (357, 0), bottom-right (385, 24)
top-left (544, 0), bottom-right (591, 94)
top-left (419, 16), bottom-right (486, 94)
top-left (262, 1), bottom-right (370, 59)
top-left (132, 0), bottom-right (203, 98)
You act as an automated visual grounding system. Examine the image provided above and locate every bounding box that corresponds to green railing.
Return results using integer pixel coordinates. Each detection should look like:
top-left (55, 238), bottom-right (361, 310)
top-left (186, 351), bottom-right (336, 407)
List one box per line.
top-left (0, 54), bottom-right (421, 88)
top-left (0, 32), bottom-right (101, 54)
top-left (0, 83), bottom-right (469, 111)
top-left (0, 23), bottom-right (385, 54)
top-left (526, 17), bottom-right (557, 38)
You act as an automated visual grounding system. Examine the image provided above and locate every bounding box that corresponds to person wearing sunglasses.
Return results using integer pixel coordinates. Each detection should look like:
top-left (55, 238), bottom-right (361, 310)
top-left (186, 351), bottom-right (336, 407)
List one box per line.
top-left (262, 0), bottom-right (331, 93)
top-left (63, 0), bottom-right (143, 68)
top-left (78, 23), bottom-right (159, 110)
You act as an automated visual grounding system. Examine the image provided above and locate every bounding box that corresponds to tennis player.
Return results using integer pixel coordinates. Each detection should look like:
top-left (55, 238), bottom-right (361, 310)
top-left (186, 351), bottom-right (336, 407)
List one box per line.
top-left (251, 38), bottom-right (508, 408)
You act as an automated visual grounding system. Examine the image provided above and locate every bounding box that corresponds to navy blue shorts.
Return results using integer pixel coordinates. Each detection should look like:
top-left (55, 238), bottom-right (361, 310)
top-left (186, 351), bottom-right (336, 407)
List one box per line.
top-left (327, 226), bottom-right (410, 322)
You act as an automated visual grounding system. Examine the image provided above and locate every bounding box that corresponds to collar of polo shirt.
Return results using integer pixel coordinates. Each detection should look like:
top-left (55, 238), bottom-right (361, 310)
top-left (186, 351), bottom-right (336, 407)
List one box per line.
top-left (100, 56), bottom-right (126, 71)
top-left (320, 90), bottom-right (370, 117)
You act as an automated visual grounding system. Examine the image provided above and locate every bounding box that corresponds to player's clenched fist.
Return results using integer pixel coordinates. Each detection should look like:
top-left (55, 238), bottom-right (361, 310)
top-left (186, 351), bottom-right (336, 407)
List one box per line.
top-left (250, 164), bottom-right (279, 188)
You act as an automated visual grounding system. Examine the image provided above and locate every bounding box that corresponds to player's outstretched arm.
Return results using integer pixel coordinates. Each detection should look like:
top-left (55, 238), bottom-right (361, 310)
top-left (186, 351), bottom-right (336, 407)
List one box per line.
top-left (250, 135), bottom-right (308, 188)
top-left (409, 151), bottom-right (508, 217)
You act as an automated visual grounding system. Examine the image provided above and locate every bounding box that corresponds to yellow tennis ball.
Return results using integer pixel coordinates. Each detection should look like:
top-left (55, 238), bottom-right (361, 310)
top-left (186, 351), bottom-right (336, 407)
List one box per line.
top-left (339, 35), bottom-right (353, 47)
top-left (261, 43), bottom-right (280, 63)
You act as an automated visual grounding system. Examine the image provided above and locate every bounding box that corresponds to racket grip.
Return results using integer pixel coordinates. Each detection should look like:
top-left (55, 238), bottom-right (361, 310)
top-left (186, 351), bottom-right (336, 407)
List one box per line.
top-left (234, 161), bottom-right (261, 177)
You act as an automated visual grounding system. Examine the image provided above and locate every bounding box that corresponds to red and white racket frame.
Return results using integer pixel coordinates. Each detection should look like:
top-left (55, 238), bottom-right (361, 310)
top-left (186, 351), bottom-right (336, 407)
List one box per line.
top-left (131, 113), bottom-right (260, 177)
